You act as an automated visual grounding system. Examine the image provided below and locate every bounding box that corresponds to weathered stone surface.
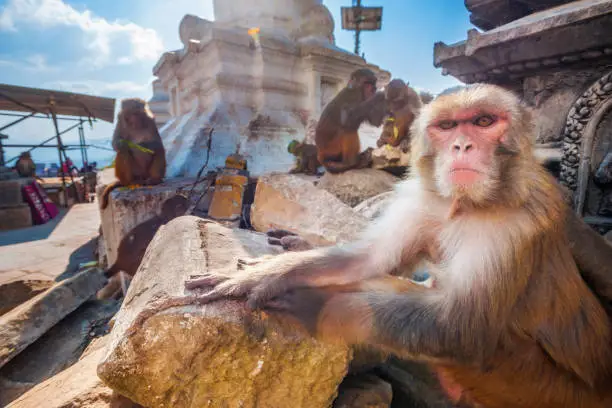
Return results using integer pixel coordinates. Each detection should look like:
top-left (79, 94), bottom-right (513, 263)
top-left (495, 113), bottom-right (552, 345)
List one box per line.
top-left (317, 169), bottom-right (398, 207)
top-left (0, 205), bottom-right (32, 231)
top-left (353, 192), bottom-right (394, 220)
top-left (0, 280), bottom-right (54, 317)
top-left (96, 168), bottom-right (205, 266)
top-left (0, 299), bottom-right (120, 404)
top-left (605, 230), bottom-right (612, 243)
top-left (250, 173), bottom-right (367, 245)
top-left (0, 268), bottom-right (106, 369)
top-left (8, 335), bottom-right (142, 408)
top-left (98, 216), bottom-right (352, 408)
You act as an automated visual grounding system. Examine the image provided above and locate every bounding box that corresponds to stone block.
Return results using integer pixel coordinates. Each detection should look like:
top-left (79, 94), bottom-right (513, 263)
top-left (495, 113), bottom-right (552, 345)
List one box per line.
top-left (97, 216), bottom-right (351, 408)
top-left (0, 205), bottom-right (32, 231)
top-left (0, 268), bottom-right (107, 369)
top-left (317, 168), bottom-right (398, 207)
top-left (250, 173), bottom-right (367, 246)
top-left (96, 168), bottom-right (205, 266)
top-left (0, 179), bottom-right (27, 208)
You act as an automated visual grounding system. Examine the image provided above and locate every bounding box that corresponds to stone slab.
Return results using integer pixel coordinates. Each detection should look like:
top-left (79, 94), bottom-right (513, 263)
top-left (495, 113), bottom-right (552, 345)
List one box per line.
top-left (97, 216), bottom-right (351, 408)
top-left (0, 268), bottom-right (107, 369)
top-left (0, 280), bottom-right (54, 317)
top-left (0, 179), bottom-right (26, 208)
top-left (0, 205), bottom-right (32, 231)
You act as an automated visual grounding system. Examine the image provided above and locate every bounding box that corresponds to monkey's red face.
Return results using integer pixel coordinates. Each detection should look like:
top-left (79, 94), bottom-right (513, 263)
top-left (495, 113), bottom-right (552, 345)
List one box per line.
top-left (427, 108), bottom-right (510, 201)
top-left (125, 112), bottom-right (145, 129)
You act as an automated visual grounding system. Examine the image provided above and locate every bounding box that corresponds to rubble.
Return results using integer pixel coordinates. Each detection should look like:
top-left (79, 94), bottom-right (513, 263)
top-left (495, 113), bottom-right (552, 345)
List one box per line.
top-left (250, 173), bottom-right (367, 246)
top-left (97, 216), bottom-right (352, 408)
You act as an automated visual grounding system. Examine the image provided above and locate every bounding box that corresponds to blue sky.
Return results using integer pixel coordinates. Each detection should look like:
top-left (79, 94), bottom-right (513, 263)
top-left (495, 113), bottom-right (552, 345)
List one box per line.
top-left (0, 0), bottom-right (473, 167)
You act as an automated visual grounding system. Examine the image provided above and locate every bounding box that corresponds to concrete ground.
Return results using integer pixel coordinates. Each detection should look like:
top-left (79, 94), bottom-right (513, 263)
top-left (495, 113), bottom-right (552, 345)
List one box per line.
top-left (0, 203), bottom-right (100, 285)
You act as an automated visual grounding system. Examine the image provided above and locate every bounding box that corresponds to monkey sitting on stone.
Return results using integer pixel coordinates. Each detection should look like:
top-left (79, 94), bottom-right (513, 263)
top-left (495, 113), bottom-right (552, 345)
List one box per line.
top-left (100, 98), bottom-right (166, 210)
top-left (376, 79), bottom-right (423, 153)
top-left (14, 152), bottom-right (36, 178)
top-left (287, 140), bottom-right (321, 176)
top-left (97, 195), bottom-right (189, 299)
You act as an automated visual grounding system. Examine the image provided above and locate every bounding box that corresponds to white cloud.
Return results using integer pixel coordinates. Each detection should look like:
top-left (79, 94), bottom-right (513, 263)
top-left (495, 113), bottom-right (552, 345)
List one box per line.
top-left (0, 53), bottom-right (54, 72)
top-left (0, 0), bottom-right (164, 68)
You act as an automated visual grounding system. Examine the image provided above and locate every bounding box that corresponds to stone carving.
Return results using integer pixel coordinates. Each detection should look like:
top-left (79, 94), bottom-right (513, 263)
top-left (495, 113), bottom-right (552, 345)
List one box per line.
top-left (560, 70), bottom-right (612, 211)
top-left (594, 152), bottom-right (612, 216)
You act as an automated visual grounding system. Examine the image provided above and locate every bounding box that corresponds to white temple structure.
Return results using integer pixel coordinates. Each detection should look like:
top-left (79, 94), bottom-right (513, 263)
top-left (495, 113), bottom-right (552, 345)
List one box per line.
top-left (149, 0), bottom-right (391, 177)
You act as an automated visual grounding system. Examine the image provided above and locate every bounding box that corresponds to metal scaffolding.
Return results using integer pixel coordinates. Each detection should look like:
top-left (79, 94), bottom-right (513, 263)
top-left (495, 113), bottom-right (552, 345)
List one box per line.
top-left (0, 83), bottom-right (116, 206)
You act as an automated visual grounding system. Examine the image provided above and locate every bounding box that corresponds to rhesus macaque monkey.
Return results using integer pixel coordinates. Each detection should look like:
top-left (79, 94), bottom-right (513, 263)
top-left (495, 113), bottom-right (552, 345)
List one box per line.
top-left (97, 195), bottom-right (188, 300)
top-left (187, 84), bottom-right (612, 407)
top-left (100, 98), bottom-right (166, 209)
top-left (376, 79), bottom-right (422, 153)
top-left (287, 139), bottom-right (320, 176)
top-left (315, 68), bottom-right (386, 174)
top-left (15, 151), bottom-right (36, 177)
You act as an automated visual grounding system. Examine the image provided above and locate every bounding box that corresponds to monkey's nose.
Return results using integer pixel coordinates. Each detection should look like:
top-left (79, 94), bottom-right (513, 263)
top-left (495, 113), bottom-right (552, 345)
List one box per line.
top-left (453, 142), bottom-right (473, 153)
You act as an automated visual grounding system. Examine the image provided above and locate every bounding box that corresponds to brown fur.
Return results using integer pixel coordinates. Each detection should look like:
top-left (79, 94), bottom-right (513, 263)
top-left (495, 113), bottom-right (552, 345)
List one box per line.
top-left (100, 98), bottom-right (166, 209)
top-left (288, 140), bottom-right (320, 175)
top-left (315, 69), bottom-right (386, 174)
top-left (377, 79), bottom-right (423, 151)
top-left (187, 84), bottom-right (612, 407)
top-left (15, 152), bottom-right (36, 177)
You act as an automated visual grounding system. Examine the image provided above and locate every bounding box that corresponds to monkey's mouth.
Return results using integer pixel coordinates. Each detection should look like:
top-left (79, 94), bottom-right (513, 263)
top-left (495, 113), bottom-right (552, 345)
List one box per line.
top-left (450, 168), bottom-right (483, 185)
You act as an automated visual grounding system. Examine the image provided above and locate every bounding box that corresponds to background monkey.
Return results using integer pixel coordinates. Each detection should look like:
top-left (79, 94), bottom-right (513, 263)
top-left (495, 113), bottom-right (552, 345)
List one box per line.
top-left (100, 98), bottom-right (166, 209)
top-left (315, 68), bottom-right (386, 174)
top-left (14, 151), bottom-right (36, 178)
top-left (376, 79), bottom-right (423, 152)
top-left (187, 84), bottom-right (612, 407)
top-left (287, 139), bottom-right (320, 175)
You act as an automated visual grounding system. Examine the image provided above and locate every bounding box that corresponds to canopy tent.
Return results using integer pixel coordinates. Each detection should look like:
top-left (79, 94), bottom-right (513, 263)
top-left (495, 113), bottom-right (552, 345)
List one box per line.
top-left (0, 83), bottom-right (116, 123)
top-left (0, 83), bottom-right (116, 207)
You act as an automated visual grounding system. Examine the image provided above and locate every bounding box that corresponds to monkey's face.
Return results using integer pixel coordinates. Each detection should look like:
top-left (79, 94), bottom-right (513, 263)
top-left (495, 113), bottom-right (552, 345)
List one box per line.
top-left (415, 84), bottom-right (526, 205)
top-left (125, 111), bottom-right (146, 130)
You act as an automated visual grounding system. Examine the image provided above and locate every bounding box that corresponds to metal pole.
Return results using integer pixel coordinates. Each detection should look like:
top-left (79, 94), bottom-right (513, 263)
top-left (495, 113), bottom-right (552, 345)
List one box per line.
top-left (4, 121), bottom-right (83, 164)
top-left (0, 136), bottom-right (5, 167)
top-left (0, 112), bottom-right (37, 132)
top-left (354, 0), bottom-right (362, 55)
top-left (49, 105), bottom-right (71, 207)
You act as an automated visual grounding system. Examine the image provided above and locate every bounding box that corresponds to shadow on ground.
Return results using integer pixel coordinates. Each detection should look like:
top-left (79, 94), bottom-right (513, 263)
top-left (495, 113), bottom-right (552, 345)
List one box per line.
top-left (0, 209), bottom-right (68, 247)
top-left (54, 237), bottom-right (99, 282)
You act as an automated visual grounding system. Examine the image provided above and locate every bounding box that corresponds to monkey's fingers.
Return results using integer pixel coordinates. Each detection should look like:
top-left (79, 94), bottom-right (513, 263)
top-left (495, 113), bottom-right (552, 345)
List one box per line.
top-left (185, 274), bottom-right (227, 290)
top-left (267, 237), bottom-right (283, 247)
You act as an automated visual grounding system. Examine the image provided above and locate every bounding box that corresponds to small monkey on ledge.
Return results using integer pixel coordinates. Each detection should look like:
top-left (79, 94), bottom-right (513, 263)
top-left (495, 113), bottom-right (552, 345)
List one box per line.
top-left (100, 98), bottom-right (166, 209)
top-left (182, 84), bottom-right (612, 407)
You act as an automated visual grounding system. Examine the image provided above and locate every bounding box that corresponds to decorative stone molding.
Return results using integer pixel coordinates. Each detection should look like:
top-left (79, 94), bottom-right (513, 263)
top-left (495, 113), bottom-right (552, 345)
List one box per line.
top-left (560, 70), bottom-right (612, 213)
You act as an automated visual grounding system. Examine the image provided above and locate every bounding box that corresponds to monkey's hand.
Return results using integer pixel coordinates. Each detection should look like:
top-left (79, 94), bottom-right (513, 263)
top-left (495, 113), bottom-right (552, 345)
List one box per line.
top-left (188, 248), bottom-right (371, 310)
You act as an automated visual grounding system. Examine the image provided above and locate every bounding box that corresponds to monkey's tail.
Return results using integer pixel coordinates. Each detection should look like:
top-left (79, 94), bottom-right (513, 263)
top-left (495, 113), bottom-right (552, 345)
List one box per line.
top-left (100, 180), bottom-right (121, 210)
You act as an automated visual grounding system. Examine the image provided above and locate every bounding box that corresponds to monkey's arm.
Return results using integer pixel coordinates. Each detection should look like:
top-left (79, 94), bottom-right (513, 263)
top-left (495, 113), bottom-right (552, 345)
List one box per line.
top-left (190, 181), bottom-right (428, 307)
top-left (342, 92), bottom-right (387, 129)
top-left (111, 117), bottom-right (122, 152)
top-left (269, 278), bottom-right (496, 365)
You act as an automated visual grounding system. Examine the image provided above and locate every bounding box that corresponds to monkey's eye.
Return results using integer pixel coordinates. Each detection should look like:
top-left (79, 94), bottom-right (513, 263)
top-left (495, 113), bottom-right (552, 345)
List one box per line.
top-left (437, 120), bottom-right (457, 130)
top-left (473, 115), bottom-right (496, 127)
